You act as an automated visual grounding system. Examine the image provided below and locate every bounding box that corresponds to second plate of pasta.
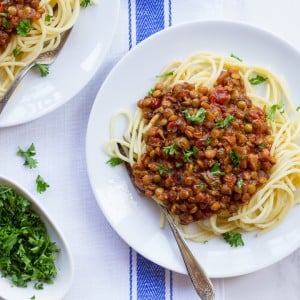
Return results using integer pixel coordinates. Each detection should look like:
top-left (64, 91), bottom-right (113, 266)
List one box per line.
top-left (86, 20), bottom-right (300, 277)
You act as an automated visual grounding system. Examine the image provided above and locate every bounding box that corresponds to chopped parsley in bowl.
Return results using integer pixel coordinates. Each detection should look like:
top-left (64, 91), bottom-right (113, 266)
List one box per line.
top-left (0, 175), bottom-right (73, 300)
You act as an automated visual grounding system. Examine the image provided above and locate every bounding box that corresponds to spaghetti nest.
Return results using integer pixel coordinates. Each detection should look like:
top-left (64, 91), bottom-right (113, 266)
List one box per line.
top-left (106, 52), bottom-right (300, 242)
top-left (0, 0), bottom-right (80, 97)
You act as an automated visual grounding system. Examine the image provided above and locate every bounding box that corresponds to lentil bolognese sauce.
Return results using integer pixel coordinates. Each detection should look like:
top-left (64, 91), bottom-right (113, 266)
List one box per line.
top-left (106, 52), bottom-right (300, 242)
top-left (134, 69), bottom-right (276, 225)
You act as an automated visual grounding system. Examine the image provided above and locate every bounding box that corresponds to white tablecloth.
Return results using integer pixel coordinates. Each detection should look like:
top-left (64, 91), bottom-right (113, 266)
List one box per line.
top-left (1, 0), bottom-right (300, 299)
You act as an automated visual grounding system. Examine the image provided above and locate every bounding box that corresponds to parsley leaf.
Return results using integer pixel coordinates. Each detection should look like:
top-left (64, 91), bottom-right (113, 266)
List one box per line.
top-left (266, 103), bottom-right (284, 121)
top-left (296, 106), bottom-right (300, 112)
top-left (0, 185), bottom-right (59, 287)
top-left (230, 150), bottom-right (240, 167)
top-left (106, 157), bottom-right (123, 167)
top-left (259, 143), bottom-right (266, 149)
top-left (148, 88), bottom-right (154, 96)
top-left (210, 161), bottom-right (225, 176)
top-left (35, 63), bottom-right (49, 77)
top-left (163, 144), bottom-right (178, 155)
top-left (222, 231), bottom-right (244, 247)
top-left (157, 164), bottom-right (171, 175)
top-left (16, 19), bottom-right (32, 37)
top-left (36, 175), bottom-right (50, 193)
top-left (215, 115), bottom-right (235, 128)
top-left (183, 146), bottom-right (198, 162)
top-left (2, 17), bottom-right (9, 29)
top-left (249, 74), bottom-right (268, 85)
top-left (45, 14), bottom-right (53, 22)
top-left (80, 0), bottom-right (92, 7)
top-left (237, 178), bottom-right (243, 189)
top-left (156, 71), bottom-right (174, 78)
top-left (205, 137), bottom-right (213, 146)
top-left (230, 53), bottom-right (242, 62)
top-left (17, 143), bottom-right (38, 168)
top-left (0, 12), bottom-right (8, 17)
top-left (13, 46), bottom-right (21, 57)
top-left (183, 108), bottom-right (206, 124)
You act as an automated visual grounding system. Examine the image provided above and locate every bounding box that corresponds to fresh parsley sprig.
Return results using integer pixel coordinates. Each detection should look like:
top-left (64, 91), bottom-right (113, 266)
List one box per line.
top-left (157, 164), bottom-right (171, 175)
top-left (183, 108), bottom-right (206, 124)
top-left (230, 53), bottom-right (242, 62)
top-left (16, 19), bottom-right (32, 37)
top-left (266, 102), bottom-right (284, 121)
top-left (210, 161), bottom-right (225, 176)
top-left (230, 150), bottom-right (241, 167)
top-left (215, 115), bottom-right (235, 128)
top-left (17, 143), bottom-right (38, 168)
top-left (183, 146), bottom-right (198, 162)
top-left (80, 0), bottom-right (92, 7)
top-left (249, 74), bottom-right (268, 85)
top-left (156, 71), bottom-right (174, 78)
top-left (163, 144), bottom-right (178, 155)
top-left (35, 63), bottom-right (49, 77)
top-left (36, 175), bottom-right (50, 193)
top-left (222, 231), bottom-right (244, 247)
top-left (106, 157), bottom-right (123, 167)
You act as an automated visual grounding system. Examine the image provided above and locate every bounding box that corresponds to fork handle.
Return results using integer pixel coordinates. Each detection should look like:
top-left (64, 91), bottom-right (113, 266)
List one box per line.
top-left (0, 61), bottom-right (36, 113)
top-left (161, 206), bottom-right (216, 300)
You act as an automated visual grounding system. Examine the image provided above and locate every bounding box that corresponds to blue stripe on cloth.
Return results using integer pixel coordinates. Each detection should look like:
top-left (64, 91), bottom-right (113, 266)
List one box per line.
top-left (129, 247), bottom-right (133, 300)
top-left (127, 1), bottom-right (174, 299)
top-left (135, 0), bottom-right (165, 44)
top-left (137, 253), bottom-right (166, 299)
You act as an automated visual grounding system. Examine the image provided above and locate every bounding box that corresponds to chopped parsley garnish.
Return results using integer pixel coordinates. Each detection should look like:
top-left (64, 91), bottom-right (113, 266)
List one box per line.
top-left (106, 157), bottom-right (123, 167)
top-left (157, 164), bottom-right (171, 175)
top-left (156, 71), bottom-right (174, 78)
top-left (259, 143), bottom-right (266, 149)
top-left (13, 46), bottom-right (21, 57)
top-left (17, 143), bottom-right (38, 168)
top-left (210, 162), bottom-right (225, 176)
top-left (36, 175), bottom-right (50, 193)
top-left (183, 108), bottom-right (206, 124)
top-left (230, 53), bottom-right (242, 62)
top-left (266, 102), bottom-right (284, 121)
top-left (16, 19), bottom-right (32, 37)
top-left (237, 178), bottom-right (243, 189)
top-left (296, 106), bottom-right (300, 112)
top-left (34, 282), bottom-right (44, 290)
top-left (230, 150), bottom-right (241, 167)
top-left (205, 137), bottom-right (213, 146)
top-left (0, 12), bottom-right (9, 17)
top-left (163, 144), bottom-right (178, 155)
top-left (148, 88), bottom-right (154, 96)
top-left (0, 185), bottom-right (59, 287)
top-left (2, 17), bottom-right (9, 29)
top-left (80, 0), bottom-right (92, 7)
top-left (35, 63), bottom-right (49, 77)
top-left (215, 115), bottom-right (235, 128)
top-left (183, 146), bottom-right (198, 162)
top-left (222, 231), bottom-right (244, 247)
top-left (249, 74), bottom-right (268, 85)
top-left (45, 15), bottom-right (53, 23)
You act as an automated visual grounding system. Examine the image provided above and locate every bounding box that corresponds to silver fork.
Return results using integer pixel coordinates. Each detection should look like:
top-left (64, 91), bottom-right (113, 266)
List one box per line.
top-left (0, 27), bottom-right (73, 114)
top-left (117, 143), bottom-right (216, 300)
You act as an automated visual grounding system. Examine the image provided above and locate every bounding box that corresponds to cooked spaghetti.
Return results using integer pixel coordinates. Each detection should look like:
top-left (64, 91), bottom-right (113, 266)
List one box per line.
top-left (0, 0), bottom-right (80, 97)
top-left (106, 52), bottom-right (300, 242)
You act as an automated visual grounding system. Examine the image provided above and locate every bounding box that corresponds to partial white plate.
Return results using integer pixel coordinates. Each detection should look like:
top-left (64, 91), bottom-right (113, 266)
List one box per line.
top-left (0, 175), bottom-right (73, 300)
top-left (0, 0), bottom-right (120, 128)
top-left (86, 20), bottom-right (300, 277)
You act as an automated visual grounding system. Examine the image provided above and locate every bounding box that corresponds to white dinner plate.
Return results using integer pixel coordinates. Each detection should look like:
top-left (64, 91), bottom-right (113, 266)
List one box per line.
top-left (0, 0), bottom-right (120, 128)
top-left (86, 20), bottom-right (300, 277)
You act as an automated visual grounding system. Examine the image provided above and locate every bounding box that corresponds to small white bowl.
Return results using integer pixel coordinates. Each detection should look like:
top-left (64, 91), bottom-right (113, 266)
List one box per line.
top-left (0, 175), bottom-right (73, 300)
